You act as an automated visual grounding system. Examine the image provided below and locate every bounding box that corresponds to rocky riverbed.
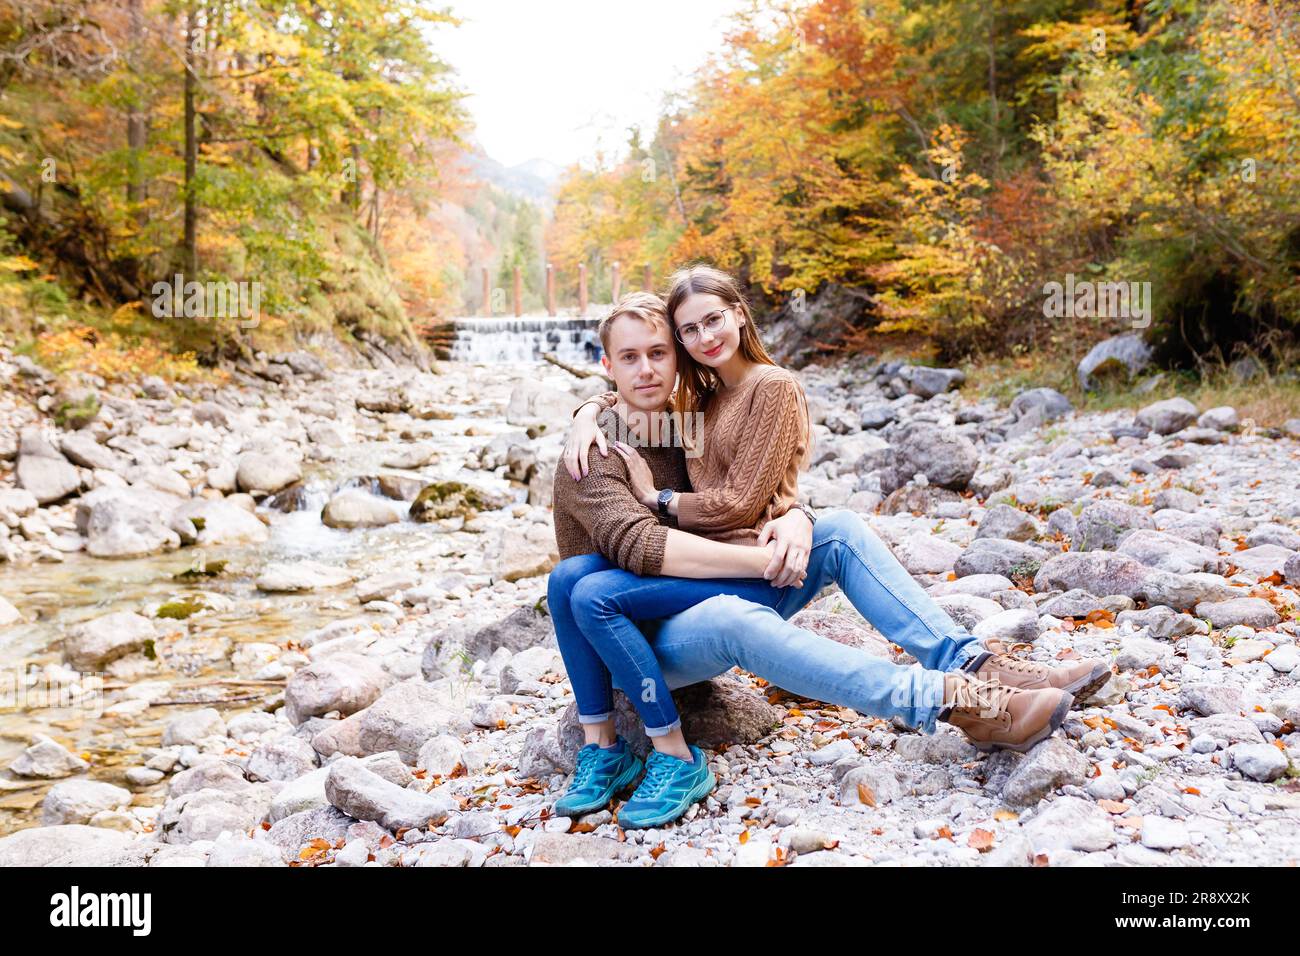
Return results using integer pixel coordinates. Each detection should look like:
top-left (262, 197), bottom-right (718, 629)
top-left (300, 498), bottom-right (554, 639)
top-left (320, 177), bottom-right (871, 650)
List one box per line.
top-left (1, 346), bottom-right (1298, 867)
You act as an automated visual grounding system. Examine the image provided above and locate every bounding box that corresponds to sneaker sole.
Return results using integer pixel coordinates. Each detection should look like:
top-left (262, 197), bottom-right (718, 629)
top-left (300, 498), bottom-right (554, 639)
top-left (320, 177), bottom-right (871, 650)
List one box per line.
top-left (1061, 661), bottom-right (1112, 700)
top-left (618, 770), bottom-right (717, 830)
top-left (970, 691), bottom-right (1075, 754)
top-left (554, 757), bottom-right (644, 817)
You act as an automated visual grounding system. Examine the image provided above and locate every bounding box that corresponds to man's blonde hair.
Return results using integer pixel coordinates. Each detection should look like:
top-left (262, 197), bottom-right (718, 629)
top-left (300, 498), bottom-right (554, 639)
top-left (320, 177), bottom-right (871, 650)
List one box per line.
top-left (598, 291), bottom-right (670, 352)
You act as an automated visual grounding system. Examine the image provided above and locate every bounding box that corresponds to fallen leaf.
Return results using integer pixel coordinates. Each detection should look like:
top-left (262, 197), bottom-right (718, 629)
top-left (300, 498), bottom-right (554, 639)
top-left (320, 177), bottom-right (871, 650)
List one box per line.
top-left (1098, 799), bottom-right (1128, 814)
top-left (993, 808), bottom-right (1018, 822)
top-left (857, 782), bottom-right (877, 808)
top-left (968, 828), bottom-right (995, 852)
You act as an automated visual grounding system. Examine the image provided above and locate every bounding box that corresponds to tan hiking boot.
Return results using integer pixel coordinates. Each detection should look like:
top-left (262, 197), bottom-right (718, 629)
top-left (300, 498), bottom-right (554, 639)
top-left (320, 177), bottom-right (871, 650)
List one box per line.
top-left (939, 671), bottom-right (1073, 753)
top-left (963, 648), bottom-right (1111, 698)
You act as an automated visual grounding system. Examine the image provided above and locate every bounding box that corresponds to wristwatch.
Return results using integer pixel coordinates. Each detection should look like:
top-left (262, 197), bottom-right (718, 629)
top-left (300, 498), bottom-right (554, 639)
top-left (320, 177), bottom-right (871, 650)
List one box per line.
top-left (657, 488), bottom-right (675, 517)
top-left (794, 502), bottom-right (818, 526)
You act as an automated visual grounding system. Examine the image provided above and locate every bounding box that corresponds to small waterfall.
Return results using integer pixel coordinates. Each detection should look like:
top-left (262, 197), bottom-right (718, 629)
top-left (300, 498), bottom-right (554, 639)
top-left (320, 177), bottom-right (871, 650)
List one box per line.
top-left (449, 316), bottom-right (604, 364)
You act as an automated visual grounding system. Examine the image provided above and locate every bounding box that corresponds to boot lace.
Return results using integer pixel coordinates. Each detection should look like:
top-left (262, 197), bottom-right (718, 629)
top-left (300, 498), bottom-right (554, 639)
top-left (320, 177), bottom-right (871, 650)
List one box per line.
top-left (948, 672), bottom-right (1015, 720)
top-left (990, 654), bottom-right (1050, 676)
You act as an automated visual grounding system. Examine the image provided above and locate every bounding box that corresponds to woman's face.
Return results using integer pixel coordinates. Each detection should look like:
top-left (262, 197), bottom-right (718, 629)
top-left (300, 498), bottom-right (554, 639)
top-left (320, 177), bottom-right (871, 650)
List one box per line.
top-left (673, 292), bottom-right (743, 370)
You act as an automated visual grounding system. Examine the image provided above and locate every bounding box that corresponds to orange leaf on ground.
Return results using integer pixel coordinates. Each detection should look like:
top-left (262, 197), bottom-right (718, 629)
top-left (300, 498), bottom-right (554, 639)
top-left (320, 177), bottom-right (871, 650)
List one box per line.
top-left (935, 825), bottom-right (954, 841)
top-left (857, 782), bottom-right (877, 808)
top-left (968, 828), bottom-right (995, 852)
top-left (650, 842), bottom-right (666, 859)
top-left (1098, 799), bottom-right (1128, 814)
top-left (994, 809), bottom-right (1018, 822)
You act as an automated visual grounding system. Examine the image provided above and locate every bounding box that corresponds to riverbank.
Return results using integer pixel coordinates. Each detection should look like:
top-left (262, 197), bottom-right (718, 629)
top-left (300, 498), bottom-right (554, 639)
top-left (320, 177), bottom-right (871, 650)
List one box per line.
top-left (0, 346), bottom-right (1298, 867)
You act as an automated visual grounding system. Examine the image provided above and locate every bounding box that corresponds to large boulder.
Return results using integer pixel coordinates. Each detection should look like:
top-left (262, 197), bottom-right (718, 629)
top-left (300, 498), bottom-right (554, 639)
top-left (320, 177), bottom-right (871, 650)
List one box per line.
top-left (321, 490), bottom-right (399, 529)
top-left (975, 504), bottom-right (1041, 542)
top-left (170, 498), bottom-right (269, 546)
top-left (1009, 388), bottom-right (1073, 423)
top-left (1072, 502), bottom-right (1154, 552)
top-left (1033, 551), bottom-right (1150, 600)
top-left (283, 653), bottom-right (390, 726)
top-left (236, 453), bottom-right (302, 494)
top-left (1135, 397), bottom-right (1198, 436)
top-left (9, 733), bottom-right (91, 778)
top-left (880, 424), bottom-right (979, 494)
top-left (1116, 529), bottom-right (1226, 575)
top-left (526, 676), bottom-right (783, 777)
top-left (409, 481), bottom-right (509, 523)
top-left (999, 738), bottom-right (1089, 807)
top-left (63, 611), bottom-right (157, 670)
top-left (324, 757), bottom-right (455, 831)
top-left (355, 680), bottom-right (469, 763)
top-left (77, 487), bottom-right (183, 559)
top-left (0, 825), bottom-right (134, 868)
top-left (42, 778), bottom-right (132, 825)
top-left (60, 432), bottom-right (125, 472)
top-left (900, 365), bottom-right (964, 399)
top-left (16, 430), bottom-right (82, 505)
top-left (1077, 334), bottom-right (1152, 390)
top-left (157, 784), bottom-right (276, 844)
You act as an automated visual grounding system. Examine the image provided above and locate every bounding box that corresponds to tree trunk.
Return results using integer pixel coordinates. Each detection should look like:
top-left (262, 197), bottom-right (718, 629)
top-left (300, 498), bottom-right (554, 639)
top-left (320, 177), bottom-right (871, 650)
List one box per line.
top-left (126, 0), bottom-right (147, 222)
top-left (182, 1), bottom-right (198, 275)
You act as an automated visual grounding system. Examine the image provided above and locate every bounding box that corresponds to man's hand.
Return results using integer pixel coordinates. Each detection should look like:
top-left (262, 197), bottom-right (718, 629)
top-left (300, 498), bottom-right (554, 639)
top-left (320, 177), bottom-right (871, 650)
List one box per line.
top-left (563, 402), bottom-right (608, 481)
top-left (758, 507), bottom-right (813, 588)
top-left (611, 441), bottom-right (658, 509)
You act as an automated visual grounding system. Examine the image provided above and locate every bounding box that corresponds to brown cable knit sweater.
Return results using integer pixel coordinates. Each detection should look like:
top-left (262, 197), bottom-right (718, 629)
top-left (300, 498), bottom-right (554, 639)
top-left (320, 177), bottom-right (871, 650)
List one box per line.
top-left (579, 365), bottom-right (809, 544)
top-left (552, 408), bottom-right (691, 575)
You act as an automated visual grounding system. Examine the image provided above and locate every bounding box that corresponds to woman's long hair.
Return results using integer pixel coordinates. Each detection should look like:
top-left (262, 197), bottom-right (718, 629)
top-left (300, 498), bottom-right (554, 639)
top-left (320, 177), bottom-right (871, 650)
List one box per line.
top-left (664, 264), bottom-right (812, 468)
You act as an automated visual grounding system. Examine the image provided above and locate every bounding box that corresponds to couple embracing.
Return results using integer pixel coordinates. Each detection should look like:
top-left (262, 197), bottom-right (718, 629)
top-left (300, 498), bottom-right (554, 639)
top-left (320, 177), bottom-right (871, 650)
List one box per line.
top-left (546, 265), bottom-right (1109, 830)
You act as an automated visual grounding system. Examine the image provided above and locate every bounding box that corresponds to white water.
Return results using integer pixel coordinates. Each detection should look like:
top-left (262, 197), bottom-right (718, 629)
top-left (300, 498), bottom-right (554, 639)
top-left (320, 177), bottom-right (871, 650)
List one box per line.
top-left (449, 316), bottom-right (604, 365)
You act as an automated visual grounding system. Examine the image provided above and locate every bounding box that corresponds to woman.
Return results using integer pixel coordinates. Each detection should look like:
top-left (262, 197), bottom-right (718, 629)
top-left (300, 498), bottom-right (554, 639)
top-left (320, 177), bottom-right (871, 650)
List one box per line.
top-left (553, 266), bottom-right (1106, 827)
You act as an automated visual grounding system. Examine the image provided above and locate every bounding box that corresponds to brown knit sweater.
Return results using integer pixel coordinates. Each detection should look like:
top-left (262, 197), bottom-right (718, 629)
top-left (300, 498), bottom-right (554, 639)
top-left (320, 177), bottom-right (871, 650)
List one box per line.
top-left (552, 408), bottom-right (692, 575)
top-left (580, 365), bottom-right (809, 544)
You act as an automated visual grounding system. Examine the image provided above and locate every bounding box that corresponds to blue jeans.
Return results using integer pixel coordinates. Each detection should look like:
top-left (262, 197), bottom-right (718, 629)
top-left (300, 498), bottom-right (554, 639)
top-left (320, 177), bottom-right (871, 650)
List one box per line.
top-left (552, 510), bottom-right (980, 735)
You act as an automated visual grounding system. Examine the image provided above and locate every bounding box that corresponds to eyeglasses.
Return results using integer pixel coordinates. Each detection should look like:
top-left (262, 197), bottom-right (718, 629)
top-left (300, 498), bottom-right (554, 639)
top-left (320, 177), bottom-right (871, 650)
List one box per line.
top-left (675, 308), bottom-right (731, 345)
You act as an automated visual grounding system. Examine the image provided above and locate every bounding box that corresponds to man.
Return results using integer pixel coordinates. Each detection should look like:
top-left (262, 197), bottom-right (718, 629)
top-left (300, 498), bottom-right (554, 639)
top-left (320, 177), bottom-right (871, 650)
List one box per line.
top-left (547, 292), bottom-right (1093, 822)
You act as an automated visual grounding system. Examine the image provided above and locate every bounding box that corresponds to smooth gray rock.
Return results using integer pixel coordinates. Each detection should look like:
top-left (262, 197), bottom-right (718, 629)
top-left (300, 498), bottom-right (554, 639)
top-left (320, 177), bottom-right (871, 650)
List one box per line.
top-left (324, 757), bottom-right (455, 831)
top-left (1000, 738), bottom-right (1089, 807)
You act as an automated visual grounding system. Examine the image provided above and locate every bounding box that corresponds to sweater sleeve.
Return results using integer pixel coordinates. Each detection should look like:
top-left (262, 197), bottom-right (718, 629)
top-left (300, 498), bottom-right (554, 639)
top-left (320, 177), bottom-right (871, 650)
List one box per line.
top-left (572, 391), bottom-right (618, 418)
top-left (675, 375), bottom-right (805, 534)
top-left (568, 453), bottom-right (669, 576)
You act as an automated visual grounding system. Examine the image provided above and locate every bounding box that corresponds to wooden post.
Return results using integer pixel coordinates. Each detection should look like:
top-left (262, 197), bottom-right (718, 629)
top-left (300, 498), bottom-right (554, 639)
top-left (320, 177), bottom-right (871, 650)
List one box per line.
top-left (546, 263), bottom-right (556, 317)
top-left (643, 264), bottom-right (653, 291)
top-left (611, 261), bottom-right (621, 304)
top-left (481, 266), bottom-right (491, 317)
top-left (513, 266), bottom-right (522, 317)
top-left (578, 263), bottom-right (588, 316)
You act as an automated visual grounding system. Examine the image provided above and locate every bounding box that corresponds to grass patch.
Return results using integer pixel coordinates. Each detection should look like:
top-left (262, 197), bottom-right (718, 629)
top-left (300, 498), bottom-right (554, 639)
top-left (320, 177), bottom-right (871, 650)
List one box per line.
top-left (965, 348), bottom-right (1300, 427)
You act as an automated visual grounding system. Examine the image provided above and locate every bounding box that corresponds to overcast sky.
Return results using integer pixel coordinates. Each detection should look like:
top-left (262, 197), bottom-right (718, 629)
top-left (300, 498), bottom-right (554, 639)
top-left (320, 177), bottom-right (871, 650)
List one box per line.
top-left (441, 0), bottom-right (747, 169)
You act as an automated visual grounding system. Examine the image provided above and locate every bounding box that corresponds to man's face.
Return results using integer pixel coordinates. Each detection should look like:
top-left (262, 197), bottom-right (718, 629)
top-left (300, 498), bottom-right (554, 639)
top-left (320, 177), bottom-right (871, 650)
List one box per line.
top-left (600, 314), bottom-right (676, 413)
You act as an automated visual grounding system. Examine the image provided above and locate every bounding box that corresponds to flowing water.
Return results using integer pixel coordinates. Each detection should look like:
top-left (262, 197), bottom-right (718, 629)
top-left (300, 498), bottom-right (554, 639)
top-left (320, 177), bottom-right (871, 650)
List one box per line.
top-left (0, 351), bottom-right (594, 834)
top-left (448, 316), bottom-right (603, 364)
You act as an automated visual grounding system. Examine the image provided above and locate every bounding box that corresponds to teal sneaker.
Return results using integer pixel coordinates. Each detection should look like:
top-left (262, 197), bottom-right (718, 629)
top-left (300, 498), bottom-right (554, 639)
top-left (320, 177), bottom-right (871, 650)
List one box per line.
top-left (617, 745), bottom-right (715, 830)
top-left (552, 737), bottom-right (643, 817)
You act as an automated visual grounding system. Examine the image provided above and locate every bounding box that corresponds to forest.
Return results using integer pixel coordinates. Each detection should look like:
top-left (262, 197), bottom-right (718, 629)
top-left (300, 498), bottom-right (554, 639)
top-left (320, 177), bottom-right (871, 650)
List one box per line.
top-left (1, 0), bottom-right (1298, 383)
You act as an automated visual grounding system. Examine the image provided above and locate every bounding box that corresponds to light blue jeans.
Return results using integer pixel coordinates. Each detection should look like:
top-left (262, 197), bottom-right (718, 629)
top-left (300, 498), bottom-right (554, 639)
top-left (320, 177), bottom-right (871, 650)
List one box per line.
top-left (553, 510), bottom-right (981, 735)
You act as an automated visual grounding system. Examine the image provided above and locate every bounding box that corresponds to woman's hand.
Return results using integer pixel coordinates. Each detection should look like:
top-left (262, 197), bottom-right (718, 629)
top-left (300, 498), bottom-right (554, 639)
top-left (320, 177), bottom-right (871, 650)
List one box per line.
top-left (563, 402), bottom-right (607, 481)
top-left (611, 441), bottom-right (658, 509)
top-left (757, 507), bottom-right (813, 588)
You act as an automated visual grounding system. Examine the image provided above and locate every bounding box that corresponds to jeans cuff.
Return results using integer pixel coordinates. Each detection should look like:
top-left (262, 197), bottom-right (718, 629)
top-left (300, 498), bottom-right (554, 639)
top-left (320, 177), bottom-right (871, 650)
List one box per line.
top-left (577, 711), bottom-right (613, 724)
top-left (644, 717), bottom-right (682, 738)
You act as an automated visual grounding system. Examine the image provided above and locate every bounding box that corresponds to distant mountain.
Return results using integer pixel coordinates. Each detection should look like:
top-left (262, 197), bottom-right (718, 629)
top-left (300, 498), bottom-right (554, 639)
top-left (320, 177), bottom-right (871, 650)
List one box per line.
top-left (464, 151), bottom-right (564, 205)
